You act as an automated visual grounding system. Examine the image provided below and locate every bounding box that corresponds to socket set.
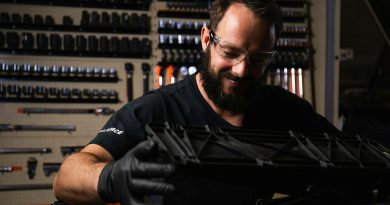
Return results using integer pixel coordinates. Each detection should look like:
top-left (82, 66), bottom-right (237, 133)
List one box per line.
top-left (0, 11), bottom-right (150, 35)
top-left (0, 31), bottom-right (151, 58)
top-left (157, 9), bottom-right (209, 19)
top-left (0, 63), bottom-right (118, 82)
top-left (158, 34), bottom-right (201, 49)
top-left (280, 7), bottom-right (307, 18)
top-left (276, 37), bottom-right (309, 48)
top-left (269, 51), bottom-right (309, 70)
top-left (160, 49), bottom-right (202, 67)
top-left (165, 2), bottom-right (210, 12)
top-left (0, 12), bottom-right (59, 26)
top-left (157, 1), bottom-right (210, 19)
top-left (266, 67), bottom-right (305, 98)
top-left (0, 84), bottom-right (119, 103)
top-left (80, 11), bottom-right (150, 33)
top-left (154, 63), bottom-right (198, 88)
top-left (156, 1), bottom-right (209, 74)
top-left (158, 19), bottom-right (208, 34)
top-left (0, 0), bottom-right (152, 11)
top-left (282, 22), bottom-right (308, 33)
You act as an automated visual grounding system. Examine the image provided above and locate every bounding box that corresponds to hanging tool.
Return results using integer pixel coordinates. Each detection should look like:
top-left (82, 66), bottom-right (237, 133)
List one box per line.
top-left (0, 124), bottom-right (75, 132)
top-left (0, 147), bottom-right (52, 154)
top-left (17, 107), bottom-right (115, 116)
top-left (125, 63), bottom-right (134, 101)
top-left (141, 63), bottom-right (151, 94)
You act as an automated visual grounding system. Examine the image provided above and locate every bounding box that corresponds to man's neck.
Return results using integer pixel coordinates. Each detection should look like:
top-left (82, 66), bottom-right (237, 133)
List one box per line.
top-left (195, 73), bottom-right (244, 127)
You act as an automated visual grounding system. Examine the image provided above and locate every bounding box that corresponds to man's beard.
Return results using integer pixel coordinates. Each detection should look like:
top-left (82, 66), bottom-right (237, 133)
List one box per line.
top-left (199, 46), bottom-right (262, 113)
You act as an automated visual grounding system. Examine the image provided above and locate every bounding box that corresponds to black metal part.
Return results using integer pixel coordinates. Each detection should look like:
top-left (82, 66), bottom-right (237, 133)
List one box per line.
top-left (36, 33), bottom-right (48, 50)
top-left (0, 183), bottom-right (52, 191)
top-left (0, 124), bottom-right (75, 132)
top-left (125, 63), bottom-right (134, 101)
top-left (0, 31), bottom-right (4, 48)
top-left (0, 63), bottom-right (118, 82)
top-left (6, 31), bottom-right (20, 49)
top-left (42, 162), bottom-right (61, 177)
top-left (23, 14), bottom-right (32, 25)
top-left (0, 1), bottom-right (151, 11)
top-left (60, 146), bottom-right (84, 156)
top-left (141, 63), bottom-right (151, 94)
top-left (19, 107), bottom-right (115, 115)
top-left (63, 34), bottom-right (75, 51)
top-left (145, 122), bottom-right (390, 203)
top-left (99, 36), bottom-right (109, 52)
top-left (0, 84), bottom-right (119, 103)
top-left (88, 35), bottom-right (98, 52)
top-left (0, 147), bottom-right (52, 154)
top-left (21, 32), bottom-right (34, 49)
top-left (50, 34), bottom-right (62, 51)
top-left (76, 35), bottom-right (87, 51)
top-left (27, 157), bottom-right (37, 179)
top-left (45, 15), bottom-right (55, 26)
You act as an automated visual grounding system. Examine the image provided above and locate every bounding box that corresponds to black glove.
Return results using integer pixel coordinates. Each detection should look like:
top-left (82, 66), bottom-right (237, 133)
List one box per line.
top-left (98, 140), bottom-right (175, 205)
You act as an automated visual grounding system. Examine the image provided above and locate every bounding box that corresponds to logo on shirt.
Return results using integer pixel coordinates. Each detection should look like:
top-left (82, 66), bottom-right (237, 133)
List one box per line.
top-left (99, 127), bottom-right (124, 135)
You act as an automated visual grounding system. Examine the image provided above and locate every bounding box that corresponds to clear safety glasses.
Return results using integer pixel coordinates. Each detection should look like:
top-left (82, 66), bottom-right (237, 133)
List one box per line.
top-left (209, 29), bottom-right (276, 69)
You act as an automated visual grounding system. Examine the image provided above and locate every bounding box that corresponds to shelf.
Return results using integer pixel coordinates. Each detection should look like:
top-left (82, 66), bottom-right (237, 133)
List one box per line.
top-left (0, 48), bottom-right (151, 58)
top-left (280, 32), bottom-right (307, 38)
top-left (0, 84), bottom-right (120, 103)
top-left (282, 16), bottom-right (307, 23)
top-left (0, 74), bottom-right (119, 83)
top-left (157, 10), bottom-right (209, 19)
top-left (0, 23), bottom-right (150, 35)
top-left (158, 43), bottom-right (201, 50)
top-left (0, 0), bottom-right (152, 11)
top-left (268, 64), bottom-right (309, 70)
top-left (275, 47), bottom-right (310, 52)
top-left (158, 62), bottom-right (200, 68)
top-left (0, 97), bottom-right (119, 103)
top-left (158, 28), bottom-right (199, 35)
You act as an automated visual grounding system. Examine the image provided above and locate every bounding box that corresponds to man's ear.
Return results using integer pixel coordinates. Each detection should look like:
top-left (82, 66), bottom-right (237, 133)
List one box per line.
top-left (201, 26), bottom-right (210, 52)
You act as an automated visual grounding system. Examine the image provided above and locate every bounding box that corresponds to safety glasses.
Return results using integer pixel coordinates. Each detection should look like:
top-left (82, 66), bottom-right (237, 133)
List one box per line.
top-left (209, 29), bottom-right (276, 69)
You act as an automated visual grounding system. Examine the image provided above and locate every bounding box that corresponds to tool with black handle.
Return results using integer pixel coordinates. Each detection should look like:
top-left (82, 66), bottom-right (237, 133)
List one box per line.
top-left (17, 107), bottom-right (115, 116)
top-left (0, 147), bottom-right (52, 154)
top-left (141, 63), bottom-right (150, 94)
top-left (0, 183), bottom-right (52, 191)
top-left (43, 162), bottom-right (61, 177)
top-left (125, 63), bottom-right (134, 101)
top-left (27, 157), bottom-right (38, 179)
top-left (0, 124), bottom-right (75, 132)
top-left (60, 146), bottom-right (84, 156)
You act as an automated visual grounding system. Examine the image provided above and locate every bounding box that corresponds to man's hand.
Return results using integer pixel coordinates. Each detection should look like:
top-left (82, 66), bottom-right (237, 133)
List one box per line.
top-left (97, 140), bottom-right (175, 205)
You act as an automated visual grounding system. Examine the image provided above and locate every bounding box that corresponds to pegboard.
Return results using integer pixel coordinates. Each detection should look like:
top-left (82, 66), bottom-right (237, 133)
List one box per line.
top-left (0, 2), bottom-right (155, 204)
top-left (0, 1), bottom-right (316, 204)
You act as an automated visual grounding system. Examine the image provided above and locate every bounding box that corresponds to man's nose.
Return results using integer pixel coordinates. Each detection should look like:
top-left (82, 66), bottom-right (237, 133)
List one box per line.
top-left (231, 60), bottom-right (249, 78)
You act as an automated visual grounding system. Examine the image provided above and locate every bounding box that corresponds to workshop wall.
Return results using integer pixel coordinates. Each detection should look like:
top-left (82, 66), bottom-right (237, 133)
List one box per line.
top-left (0, 1), bottom-right (321, 204)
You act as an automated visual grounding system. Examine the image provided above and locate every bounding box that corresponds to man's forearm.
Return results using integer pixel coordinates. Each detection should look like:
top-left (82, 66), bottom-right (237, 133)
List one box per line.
top-left (53, 152), bottom-right (107, 205)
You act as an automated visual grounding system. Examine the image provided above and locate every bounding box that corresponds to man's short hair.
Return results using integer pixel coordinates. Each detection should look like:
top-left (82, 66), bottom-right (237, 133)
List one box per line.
top-left (209, 0), bottom-right (283, 44)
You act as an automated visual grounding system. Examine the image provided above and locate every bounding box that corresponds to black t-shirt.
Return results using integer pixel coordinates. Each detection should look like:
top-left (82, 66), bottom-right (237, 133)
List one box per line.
top-left (89, 73), bottom-right (340, 204)
top-left (90, 73), bottom-right (338, 159)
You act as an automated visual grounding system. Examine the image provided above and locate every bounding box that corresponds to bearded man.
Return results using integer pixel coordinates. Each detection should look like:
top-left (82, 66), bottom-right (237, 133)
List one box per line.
top-left (53, 1), bottom-right (340, 204)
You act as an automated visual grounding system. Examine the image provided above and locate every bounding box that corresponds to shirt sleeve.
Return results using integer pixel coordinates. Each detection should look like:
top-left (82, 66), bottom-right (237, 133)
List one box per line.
top-left (88, 92), bottom-right (165, 160)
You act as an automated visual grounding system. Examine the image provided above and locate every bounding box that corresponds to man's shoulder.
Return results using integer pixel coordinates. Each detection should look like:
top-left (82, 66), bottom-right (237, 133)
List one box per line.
top-left (159, 75), bottom-right (194, 94)
top-left (258, 84), bottom-right (303, 101)
top-left (129, 75), bottom-right (196, 109)
top-left (252, 84), bottom-right (313, 113)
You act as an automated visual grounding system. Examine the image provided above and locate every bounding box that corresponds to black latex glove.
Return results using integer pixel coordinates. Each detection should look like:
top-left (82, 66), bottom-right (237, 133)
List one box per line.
top-left (98, 140), bottom-right (175, 205)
